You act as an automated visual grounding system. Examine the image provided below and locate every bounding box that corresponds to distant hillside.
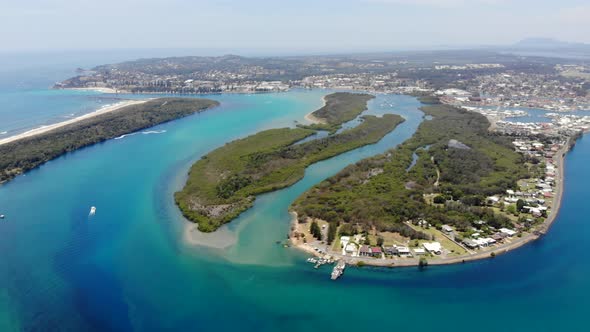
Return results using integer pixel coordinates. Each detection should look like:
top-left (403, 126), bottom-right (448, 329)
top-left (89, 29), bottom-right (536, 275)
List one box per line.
top-left (511, 38), bottom-right (590, 52)
top-left (497, 38), bottom-right (590, 60)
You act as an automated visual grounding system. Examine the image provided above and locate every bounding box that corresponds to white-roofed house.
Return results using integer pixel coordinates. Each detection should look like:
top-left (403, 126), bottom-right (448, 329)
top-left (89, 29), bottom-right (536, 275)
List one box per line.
top-left (413, 248), bottom-right (426, 255)
top-left (500, 228), bottom-right (517, 237)
top-left (345, 243), bottom-right (358, 256)
top-left (423, 242), bottom-right (442, 255)
top-left (441, 225), bottom-right (454, 234)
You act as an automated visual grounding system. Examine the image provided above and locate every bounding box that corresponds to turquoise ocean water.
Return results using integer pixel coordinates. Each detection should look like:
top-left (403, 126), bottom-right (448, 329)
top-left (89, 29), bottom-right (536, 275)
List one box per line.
top-left (0, 57), bottom-right (589, 332)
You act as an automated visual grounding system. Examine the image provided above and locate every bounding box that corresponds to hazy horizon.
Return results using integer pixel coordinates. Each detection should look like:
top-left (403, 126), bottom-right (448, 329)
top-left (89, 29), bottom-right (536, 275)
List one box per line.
top-left (2, 0), bottom-right (589, 54)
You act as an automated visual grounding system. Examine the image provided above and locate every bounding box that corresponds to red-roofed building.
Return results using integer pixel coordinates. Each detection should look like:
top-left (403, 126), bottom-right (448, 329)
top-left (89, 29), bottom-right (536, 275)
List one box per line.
top-left (371, 247), bottom-right (383, 257)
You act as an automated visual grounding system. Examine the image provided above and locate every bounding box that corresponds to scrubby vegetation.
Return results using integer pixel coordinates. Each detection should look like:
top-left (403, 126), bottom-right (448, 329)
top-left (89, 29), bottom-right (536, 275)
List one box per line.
top-left (0, 98), bottom-right (219, 183)
top-left (175, 93), bottom-right (405, 232)
top-left (298, 92), bottom-right (374, 133)
top-left (291, 97), bottom-right (529, 239)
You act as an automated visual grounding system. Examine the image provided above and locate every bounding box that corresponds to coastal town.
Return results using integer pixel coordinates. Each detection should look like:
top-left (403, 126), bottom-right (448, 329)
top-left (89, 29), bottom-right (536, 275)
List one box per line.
top-left (54, 54), bottom-right (589, 111)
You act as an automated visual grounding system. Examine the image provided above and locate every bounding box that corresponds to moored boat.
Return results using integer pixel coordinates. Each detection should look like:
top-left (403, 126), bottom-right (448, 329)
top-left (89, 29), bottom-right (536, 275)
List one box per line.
top-left (331, 260), bottom-right (346, 280)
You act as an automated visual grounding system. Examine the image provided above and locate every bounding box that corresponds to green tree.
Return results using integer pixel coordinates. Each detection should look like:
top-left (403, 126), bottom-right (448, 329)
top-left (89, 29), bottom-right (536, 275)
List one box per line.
top-left (419, 257), bottom-right (428, 268)
top-left (433, 195), bottom-right (446, 204)
top-left (377, 236), bottom-right (384, 246)
top-left (516, 199), bottom-right (525, 212)
top-left (327, 222), bottom-right (337, 244)
top-left (310, 221), bottom-right (322, 240)
top-left (507, 204), bottom-right (517, 215)
top-left (338, 223), bottom-right (356, 236)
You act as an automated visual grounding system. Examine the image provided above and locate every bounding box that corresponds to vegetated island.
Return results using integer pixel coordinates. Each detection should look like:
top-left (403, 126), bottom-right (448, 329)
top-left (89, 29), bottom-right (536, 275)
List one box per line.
top-left (175, 92), bottom-right (404, 232)
top-left (299, 92), bottom-right (374, 133)
top-left (290, 96), bottom-right (570, 267)
top-left (0, 98), bottom-right (219, 184)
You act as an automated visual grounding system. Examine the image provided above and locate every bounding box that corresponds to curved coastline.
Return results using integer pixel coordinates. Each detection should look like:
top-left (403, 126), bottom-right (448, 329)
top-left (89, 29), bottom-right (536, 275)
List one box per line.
top-left (303, 96), bottom-right (327, 125)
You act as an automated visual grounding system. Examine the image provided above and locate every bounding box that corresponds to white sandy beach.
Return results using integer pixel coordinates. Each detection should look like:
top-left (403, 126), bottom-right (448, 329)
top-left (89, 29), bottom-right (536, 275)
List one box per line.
top-left (0, 100), bottom-right (147, 146)
top-left (303, 96), bottom-right (327, 125)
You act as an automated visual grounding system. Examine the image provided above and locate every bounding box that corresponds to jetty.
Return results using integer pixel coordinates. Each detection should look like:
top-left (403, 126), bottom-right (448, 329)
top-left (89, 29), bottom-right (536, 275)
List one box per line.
top-left (307, 256), bottom-right (334, 269)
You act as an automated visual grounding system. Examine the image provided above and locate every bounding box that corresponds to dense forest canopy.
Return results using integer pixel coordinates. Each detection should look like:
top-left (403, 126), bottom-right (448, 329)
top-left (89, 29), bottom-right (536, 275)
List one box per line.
top-left (292, 98), bottom-right (529, 238)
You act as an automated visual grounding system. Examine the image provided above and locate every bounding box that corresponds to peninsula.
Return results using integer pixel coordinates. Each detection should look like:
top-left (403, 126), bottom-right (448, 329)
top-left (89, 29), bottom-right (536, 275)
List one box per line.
top-left (0, 98), bottom-right (219, 184)
top-left (290, 96), bottom-right (572, 267)
top-left (175, 92), bottom-right (404, 232)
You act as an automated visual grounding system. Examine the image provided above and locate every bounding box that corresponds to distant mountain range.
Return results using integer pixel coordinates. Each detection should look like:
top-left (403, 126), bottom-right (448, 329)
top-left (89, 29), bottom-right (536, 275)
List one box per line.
top-left (486, 38), bottom-right (590, 60)
top-left (502, 38), bottom-right (590, 57)
top-left (511, 38), bottom-right (590, 51)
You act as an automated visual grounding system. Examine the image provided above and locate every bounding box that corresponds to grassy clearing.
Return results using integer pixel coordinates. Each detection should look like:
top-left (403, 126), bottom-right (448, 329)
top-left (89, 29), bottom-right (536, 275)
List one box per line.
top-left (409, 225), bottom-right (467, 256)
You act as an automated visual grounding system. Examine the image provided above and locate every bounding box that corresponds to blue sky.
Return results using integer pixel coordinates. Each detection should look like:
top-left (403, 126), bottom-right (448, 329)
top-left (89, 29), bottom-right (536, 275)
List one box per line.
top-left (1, 0), bottom-right (589, 53)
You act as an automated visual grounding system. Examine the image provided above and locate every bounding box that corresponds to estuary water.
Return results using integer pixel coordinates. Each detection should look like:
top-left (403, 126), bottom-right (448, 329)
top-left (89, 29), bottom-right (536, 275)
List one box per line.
top-left (0, 61), bottom-right (589, 332)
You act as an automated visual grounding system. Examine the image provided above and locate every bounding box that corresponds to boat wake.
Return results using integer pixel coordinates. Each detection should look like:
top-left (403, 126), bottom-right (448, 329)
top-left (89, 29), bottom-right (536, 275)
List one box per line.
top-left (115, 130), bottom-right (166, 140)
top-left (114, 133), bottom-right (138, 140)
top-left (142, 130), bottom-right (167, 135)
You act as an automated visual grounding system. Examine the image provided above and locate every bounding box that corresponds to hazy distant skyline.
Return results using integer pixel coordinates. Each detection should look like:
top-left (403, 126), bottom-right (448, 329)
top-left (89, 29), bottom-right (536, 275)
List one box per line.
top-left (1, 0), bottom-right (589, 53)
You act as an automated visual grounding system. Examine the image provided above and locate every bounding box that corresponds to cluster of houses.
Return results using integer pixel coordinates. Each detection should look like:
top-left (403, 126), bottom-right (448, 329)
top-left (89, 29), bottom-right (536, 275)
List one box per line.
top-left (487, 138), bottom-right (560, 211)
top-left (461, 227), bottom-right (516, 250)
top-left (339, 235), bottom-right (443, 259)
top-left (454, 138), bottom-right (565, 251)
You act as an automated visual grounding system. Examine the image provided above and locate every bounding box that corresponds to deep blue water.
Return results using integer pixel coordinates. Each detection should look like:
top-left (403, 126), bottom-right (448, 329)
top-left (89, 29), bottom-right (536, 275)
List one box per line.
top-left (0, 56), bottom-right (589, 332)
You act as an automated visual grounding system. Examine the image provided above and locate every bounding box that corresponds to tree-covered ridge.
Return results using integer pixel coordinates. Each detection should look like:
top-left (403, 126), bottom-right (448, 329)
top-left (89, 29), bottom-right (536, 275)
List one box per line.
top-left (175, 113), bottom-right (405, 232)
top-left (299, 92), bottom-right (374, 133)
top-left (292, 98), bottom-right (529, 237)
top-left (0, 98), bottom-right (219, 183)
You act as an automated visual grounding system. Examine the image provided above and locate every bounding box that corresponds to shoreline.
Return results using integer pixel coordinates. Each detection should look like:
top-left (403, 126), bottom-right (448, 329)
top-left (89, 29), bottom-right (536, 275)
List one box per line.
top-left (0, 100), bottom-right (147, 146)
top-left (61, 87), bottom-right (124, 94)
top-left (303, 96), bottom-right (327, 125)
top-left (288, 140), bottom-right (571, 269)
